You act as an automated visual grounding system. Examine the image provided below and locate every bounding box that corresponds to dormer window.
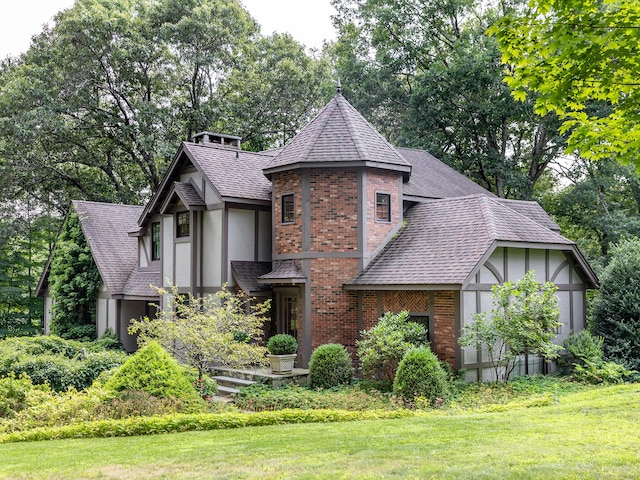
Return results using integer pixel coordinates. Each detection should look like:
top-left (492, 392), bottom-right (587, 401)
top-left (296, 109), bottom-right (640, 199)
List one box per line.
top-left (376, 193), bottom-right (391, 222)
top-left (151, 222), bottom-right (161, 260)
top-left (282, 194), bottom-right (295, 223)
top-left (177, 211), bottom-right (190, 237)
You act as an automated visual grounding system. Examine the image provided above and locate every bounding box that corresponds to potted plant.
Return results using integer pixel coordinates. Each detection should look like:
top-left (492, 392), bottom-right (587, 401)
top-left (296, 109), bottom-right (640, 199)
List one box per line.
top-left (266, 334), bottom-right (298, 373)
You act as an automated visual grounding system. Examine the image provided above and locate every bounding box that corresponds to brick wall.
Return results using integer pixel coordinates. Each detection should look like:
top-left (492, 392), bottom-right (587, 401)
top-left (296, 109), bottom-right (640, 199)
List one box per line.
top-left (367, 170), bottom-right (402, 252)
top-left (309, 169), bottom-right (359, 252)
top-left (273, 171), bottom-right (302, 254)
top-left (361, 290), bottom-right (457, 368)
top-left (310, 258), bottom-right (360, 354)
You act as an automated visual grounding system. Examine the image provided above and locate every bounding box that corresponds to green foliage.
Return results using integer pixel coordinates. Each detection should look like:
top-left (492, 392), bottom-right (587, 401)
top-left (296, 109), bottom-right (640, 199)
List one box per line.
top-left (562, 330), bottom-right (604, 372)
top-left (357, 310), bottom-right (427, 382)
top-left (266, 334), bottom-right (298, 355)
top-left (0, 374), bottom-right (34, 418)
top-left (491, 0), bottom-right (640, 165)
top-left (572, 361), bottom-right (637, 385)
top-left (48, 211), bottom-right (101, 340)
top-left (234, 384), bottom-right (393, 412)
top-left (93, 328), bottom-right (124, 351)
top-left (0, 408), bottom-right (414, 444)
top-left (105, 341), bottom-right (201, 401)
top-left (459, 271), bottom-right (561, 382)
top-left (393, 347), bottom-right (449, 407)
top-left (331, 0), bottom-right (565, 198)
top-left (130, 285), bottom-right (269, 380)
top-left (308, 344), bottom-right (354, 389)
top-left (591, 238), bottom-right (640, 371)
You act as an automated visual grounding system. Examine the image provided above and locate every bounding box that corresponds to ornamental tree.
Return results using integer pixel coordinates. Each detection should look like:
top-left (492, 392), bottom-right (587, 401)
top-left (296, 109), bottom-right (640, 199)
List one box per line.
top-left (459, 271), bottom-right (561, 382)
top-left (129, 285), bottom-right (270, 381)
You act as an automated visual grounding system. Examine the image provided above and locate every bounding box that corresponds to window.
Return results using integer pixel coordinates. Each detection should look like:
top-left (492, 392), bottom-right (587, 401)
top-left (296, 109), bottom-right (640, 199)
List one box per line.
top-left (281, 193), bottom-right (295, 223)
top-left (409, 314), bottom-right (429, 333)
top-left (376, 193), bottom-right (391, 222)
top-left (151, 222), bottom-right (161, 260)
top-left (176, 211), bottom-right (190, 237)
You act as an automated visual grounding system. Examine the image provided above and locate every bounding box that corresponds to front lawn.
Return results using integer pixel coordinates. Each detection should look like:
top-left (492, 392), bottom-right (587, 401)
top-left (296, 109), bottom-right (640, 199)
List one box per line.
top-left (1, 384), bottom-right (638, 479)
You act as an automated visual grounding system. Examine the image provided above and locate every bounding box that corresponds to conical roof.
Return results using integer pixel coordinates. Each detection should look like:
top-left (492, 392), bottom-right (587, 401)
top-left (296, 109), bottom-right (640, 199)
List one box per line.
top-left (263, 94), bottom-right (411, 178)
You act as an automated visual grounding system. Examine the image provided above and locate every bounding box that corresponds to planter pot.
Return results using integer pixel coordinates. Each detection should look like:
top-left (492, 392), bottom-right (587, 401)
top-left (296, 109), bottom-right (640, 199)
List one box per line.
top-left (267, 353), bottom-right (297, 373)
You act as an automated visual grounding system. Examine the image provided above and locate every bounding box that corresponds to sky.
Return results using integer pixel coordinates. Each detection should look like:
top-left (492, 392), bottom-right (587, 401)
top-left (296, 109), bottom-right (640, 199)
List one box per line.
top-left (0, 0), bottom-right (337, 59)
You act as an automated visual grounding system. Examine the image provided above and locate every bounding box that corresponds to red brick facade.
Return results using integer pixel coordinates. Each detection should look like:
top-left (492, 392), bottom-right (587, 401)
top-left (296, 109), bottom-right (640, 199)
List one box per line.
top-left (273, 171), bottom-right (303, 255)
top-left (366, 170), bottom-right (402, 252)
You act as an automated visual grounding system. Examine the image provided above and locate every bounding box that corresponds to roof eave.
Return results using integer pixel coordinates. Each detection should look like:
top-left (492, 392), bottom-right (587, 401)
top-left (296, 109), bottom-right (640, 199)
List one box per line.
top-left (263, 160), bottom-right (412, 179)
top-left (344, 283), bottom-right (462, 291)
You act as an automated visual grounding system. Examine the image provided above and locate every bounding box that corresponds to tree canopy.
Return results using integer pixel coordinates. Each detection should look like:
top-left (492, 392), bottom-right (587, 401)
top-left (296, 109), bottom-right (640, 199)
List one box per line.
top-left (491, 0), bottom-right (640, 165)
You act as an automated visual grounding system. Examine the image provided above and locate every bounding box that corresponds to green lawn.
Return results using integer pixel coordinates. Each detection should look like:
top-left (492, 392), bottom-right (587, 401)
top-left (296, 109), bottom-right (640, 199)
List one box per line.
top-left (1, 384), bottom-right (639, 479)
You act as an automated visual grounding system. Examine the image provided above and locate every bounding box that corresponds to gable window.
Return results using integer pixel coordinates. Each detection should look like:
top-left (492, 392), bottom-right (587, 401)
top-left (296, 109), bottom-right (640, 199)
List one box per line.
top-left (281, 193), bottom-right (295, 223)
top-left (376, 192), bottom-right (391, 222)
top-left (151, 222), bottom-right (161, 261)
top-left (176, 211), bottom-right (190, 238)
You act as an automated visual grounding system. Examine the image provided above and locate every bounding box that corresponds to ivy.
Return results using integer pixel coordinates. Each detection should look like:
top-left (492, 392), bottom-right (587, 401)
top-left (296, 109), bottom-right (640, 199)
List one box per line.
top-left (49, 212), bottom-right (101, 340)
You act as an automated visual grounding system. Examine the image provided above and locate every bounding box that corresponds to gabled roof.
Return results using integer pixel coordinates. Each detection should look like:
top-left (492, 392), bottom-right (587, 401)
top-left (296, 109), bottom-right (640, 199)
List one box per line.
top-left (263, 94), bottom-right (411, 178)
top-left (398, 147), bottom-right (494, 199)
top-left (347, 194), bottom-right (596, 288)
top-left (495, 198), bottom-right (560, 232)
top-left (73, 200), bottom-right (144, 296)
top-left (231, 261), bottom-right (272, 295)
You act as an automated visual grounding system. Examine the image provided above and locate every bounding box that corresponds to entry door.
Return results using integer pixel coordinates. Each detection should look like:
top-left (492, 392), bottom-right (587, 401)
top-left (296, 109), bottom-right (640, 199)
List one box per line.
top-left (276, 292), bottom-right (298, 337)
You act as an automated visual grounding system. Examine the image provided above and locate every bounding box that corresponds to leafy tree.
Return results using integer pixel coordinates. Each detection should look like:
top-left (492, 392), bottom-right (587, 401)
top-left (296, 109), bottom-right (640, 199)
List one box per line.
top-left (129, 285), bottom-right (270, 381)
top-left (49, 211), bottom-right (101, 340)
top-left (591, 238), bottom-right (640, 371)
top-left (491, 0), bottom-right (640, 165)
top-left (331, 0), bottom-right (566, 198)
top-left (356, 310), bottom-right (427, 383)
top-left (541, 157), bottom-right (640, 260)
top-left (459, 271), bottom-right (561, 382)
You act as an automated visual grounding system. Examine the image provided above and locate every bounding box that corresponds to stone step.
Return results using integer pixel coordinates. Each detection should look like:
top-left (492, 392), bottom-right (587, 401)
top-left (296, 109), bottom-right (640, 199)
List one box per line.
top-left (213, 375), bottom-right (256, 388)
top-left (216, 385), bottom-right (240, 397)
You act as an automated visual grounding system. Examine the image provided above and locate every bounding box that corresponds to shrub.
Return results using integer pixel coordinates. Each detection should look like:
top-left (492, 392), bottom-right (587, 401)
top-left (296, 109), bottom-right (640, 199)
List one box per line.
top-left (393, 347), bottom-right (448, 407)
top-left (308, 344), bottom-right (354, 389)
top-left (357, 311), bottom-right (427, 382)
top-left (267, 334), bottom-right (298, 355)
top-left (572, 361), bottom-right (637, 385)
top-left (234, 384), bottom-right (392, 411)
top-left (591, 238), bottom-right (640, 371)
top-left (91, 328), bottom-right (123, 351)
top-left (105, 341), bottom-right (201, 401)
top-left (0, 374), bottom-right (34, 418)
top-left (562, 330), bottom-right (603, 373)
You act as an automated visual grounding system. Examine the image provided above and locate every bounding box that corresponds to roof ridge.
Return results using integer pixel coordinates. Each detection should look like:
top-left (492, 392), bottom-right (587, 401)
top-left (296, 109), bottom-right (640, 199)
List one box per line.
top-left (486, 197), bottom-right (563, 236)
top-left (477, 195), bottom-right (497, 240)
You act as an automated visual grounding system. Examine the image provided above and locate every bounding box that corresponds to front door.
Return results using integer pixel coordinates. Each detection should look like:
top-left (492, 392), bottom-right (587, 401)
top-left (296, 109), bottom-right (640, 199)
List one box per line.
top-left (276, 291), bottom-right (299, 337)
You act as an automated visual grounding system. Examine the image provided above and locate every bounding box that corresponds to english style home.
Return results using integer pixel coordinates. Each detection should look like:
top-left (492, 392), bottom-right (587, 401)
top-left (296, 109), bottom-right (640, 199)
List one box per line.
top-left (37, 93), bottom-right (598, 381)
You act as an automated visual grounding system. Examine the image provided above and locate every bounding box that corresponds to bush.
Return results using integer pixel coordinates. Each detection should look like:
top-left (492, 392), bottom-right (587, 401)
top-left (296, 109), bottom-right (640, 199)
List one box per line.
top-left (561, 330), bottom-right (603, 373)
top-left (393, 347), bottom-right (449, 407)
top-left (92, 328), bottom-right (123, 351)
top-left (267, 334), bottom-right (298, 355)
top-left (105, 341), bottom-right (201, 401)
top-left (592, 238), bottom-right (640, 371)
top-left (234, 384), bottom-right (392, 411)
top-left (0, 374), bottom-right (34, 418)
top-left (357, 311), bottom-right (427, 382)
top-left (572, 361), bottom-right (637, 385)
top-left (308, 344), bottom-right (354, 389)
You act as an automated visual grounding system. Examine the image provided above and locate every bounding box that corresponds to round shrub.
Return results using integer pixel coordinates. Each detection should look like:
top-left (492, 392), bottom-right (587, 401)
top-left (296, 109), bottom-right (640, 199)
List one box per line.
top-left (308, 344), bottom-right (354, 389)
top-left (393, 347), bottom-right (449, 407)
top-left (267, 334), bottom-right (298, 355)
top-left (105, 341), bottom-right (201, 401)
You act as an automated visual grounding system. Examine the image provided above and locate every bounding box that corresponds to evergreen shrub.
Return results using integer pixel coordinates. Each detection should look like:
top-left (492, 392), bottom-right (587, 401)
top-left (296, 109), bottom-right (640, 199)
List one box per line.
top-left (105, 341), bottom-right (201, 401)
top-left (266, 334), bottom-right (298, 355)
top-left (393, 347), bottom-right (448, 407)
top-left (308, 344), bottom-right (354, 389)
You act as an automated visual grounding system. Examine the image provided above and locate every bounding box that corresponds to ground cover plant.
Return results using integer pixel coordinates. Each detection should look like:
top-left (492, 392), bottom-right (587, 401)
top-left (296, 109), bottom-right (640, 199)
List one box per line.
top-left (1, 384), bottom-right (638, 479)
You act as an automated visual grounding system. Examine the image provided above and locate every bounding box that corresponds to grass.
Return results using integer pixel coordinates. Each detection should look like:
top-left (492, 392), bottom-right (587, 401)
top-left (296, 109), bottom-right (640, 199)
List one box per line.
top-left (1, 383), bottom-right (639, 479)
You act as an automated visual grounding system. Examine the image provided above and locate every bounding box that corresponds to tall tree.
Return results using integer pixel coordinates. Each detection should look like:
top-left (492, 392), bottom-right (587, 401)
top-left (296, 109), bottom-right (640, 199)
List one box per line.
top-left (331, 0), bottom-right (567, 198)
top-left (491, 0), bottom-right (640, 165)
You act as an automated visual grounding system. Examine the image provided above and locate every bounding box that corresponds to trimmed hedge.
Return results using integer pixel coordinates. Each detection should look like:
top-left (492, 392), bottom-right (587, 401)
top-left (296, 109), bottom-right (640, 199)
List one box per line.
top-left (308, 344), bottom-right (354, 389)
top-left (0, 408), bottom-right (415, 444)
top-left (393, 347), bottom-right (449, 407)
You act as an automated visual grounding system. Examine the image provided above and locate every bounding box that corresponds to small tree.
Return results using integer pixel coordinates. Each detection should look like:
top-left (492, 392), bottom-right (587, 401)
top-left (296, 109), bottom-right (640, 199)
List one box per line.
top-left (357, 311), bottom-right (428, 382)
top-left (129, 285), bottom-right (270, 381)
top-left (459, 271), bottom-right (561, 382)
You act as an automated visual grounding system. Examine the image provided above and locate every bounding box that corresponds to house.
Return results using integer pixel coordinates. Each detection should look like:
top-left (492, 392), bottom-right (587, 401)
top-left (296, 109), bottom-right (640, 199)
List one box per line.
top-left (37, 92), bottom-right (598, 380)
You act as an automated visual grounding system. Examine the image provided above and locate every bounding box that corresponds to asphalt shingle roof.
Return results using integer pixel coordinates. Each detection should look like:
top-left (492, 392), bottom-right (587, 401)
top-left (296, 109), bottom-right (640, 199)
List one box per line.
top-left (173, 181), bottom-right (205, 208)
top-left (122, 268), bottom-right (160, 298)
top-left (398, 147), bottom-right (494, 199)
top-left (73, 200), bottom-right (144, 295)
top-left (231, 261), bottom-right (272, 294)
top-left (264, 94), bottom-right (411, 174)
top-left (182, 143), bottom-right (273, 202)
top-left (348, 195), bottom-right (574, 287)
